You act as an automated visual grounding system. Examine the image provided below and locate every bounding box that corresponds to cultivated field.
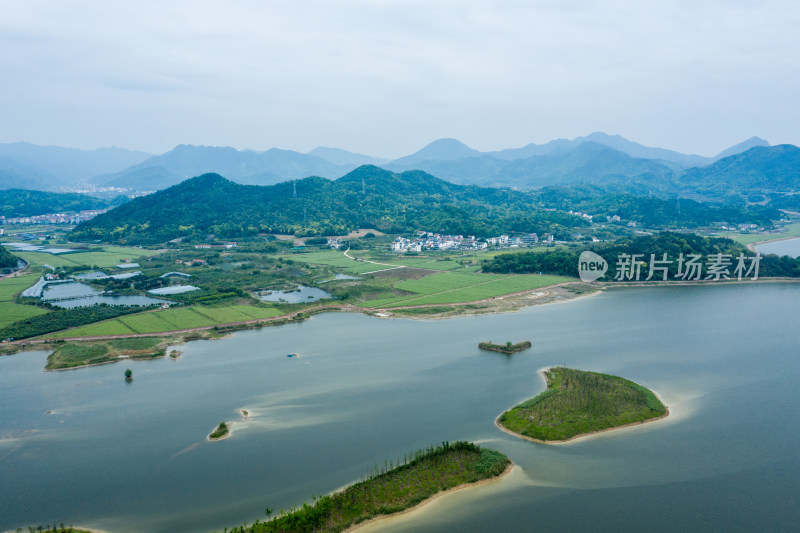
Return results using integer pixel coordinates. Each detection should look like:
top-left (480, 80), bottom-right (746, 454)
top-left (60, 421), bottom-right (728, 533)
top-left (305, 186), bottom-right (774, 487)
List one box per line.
top-left (0, 273), bottom-right (50, 329)
top-left (46, 304), bottom-right (284, 337)
top-left (360, 271), bottom-right (572, 308)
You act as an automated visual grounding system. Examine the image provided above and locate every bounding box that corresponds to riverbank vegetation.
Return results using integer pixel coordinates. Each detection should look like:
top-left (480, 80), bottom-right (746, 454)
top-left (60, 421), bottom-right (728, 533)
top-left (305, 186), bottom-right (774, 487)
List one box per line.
top-left (479, 340), bottom-right (531, 354)
top-left (220, 441), bottom-right (510, 533)
top-left (45, 335), bottom-right (190, 370)
top-left (498, 367), bottom-right (667, 442)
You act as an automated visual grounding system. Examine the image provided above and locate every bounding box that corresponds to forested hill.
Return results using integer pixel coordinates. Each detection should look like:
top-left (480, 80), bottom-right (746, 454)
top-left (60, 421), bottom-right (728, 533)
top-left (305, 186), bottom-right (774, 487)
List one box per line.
top-left (0, 189), bottom-right (112, 218)
top-left (0, 244), bottom-right (19, 269)
top-left (70, 166), bottom-right (587, 244)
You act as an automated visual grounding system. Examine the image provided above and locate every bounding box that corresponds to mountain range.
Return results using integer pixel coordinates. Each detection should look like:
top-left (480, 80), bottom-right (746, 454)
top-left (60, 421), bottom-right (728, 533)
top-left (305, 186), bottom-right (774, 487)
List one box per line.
top-left (0, 133), bottom-right (780, 194)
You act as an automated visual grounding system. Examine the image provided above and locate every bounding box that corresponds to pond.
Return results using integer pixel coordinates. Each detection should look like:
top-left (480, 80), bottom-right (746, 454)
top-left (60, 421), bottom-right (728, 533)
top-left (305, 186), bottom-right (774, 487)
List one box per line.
top-left (258, 284), bottom-right (332, 303)
top-left (41, 281), bottom-right (169, 308)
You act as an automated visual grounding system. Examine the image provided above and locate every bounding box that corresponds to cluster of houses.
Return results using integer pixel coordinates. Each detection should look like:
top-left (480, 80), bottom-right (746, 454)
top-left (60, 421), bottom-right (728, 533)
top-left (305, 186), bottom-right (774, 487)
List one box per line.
top-left (390, 231), bottom-right (554, 252)
top-left (0, 209), bottom-right (108, 225)
top-left (194, 242), bottom-right (238, 250)
top-left (175, 258), bottom-right (208, 266)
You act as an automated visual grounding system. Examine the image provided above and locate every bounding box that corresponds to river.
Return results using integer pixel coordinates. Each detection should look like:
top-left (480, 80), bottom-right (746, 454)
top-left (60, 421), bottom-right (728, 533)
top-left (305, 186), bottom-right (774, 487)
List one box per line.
top-left (1, 283), bottom-right (798, 532)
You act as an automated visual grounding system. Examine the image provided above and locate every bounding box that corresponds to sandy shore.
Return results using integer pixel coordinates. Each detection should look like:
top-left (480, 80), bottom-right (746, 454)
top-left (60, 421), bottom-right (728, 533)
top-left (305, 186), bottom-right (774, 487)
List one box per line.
top-left (495, 367), bottom-right (670, 445)
top-left (344, 462), bottom-right (515, 533)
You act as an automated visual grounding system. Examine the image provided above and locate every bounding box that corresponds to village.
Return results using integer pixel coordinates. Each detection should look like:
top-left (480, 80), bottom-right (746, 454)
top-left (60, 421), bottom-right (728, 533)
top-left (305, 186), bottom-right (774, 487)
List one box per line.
top-left (389, 231), bottom-right (554, 252)
top-left (0, 208), bottom-right (108, 226)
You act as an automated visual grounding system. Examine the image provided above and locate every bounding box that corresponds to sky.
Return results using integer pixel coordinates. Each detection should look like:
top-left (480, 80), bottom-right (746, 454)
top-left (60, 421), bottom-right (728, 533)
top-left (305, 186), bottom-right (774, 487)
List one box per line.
top-left (1, 0), bottom-right (799, 158)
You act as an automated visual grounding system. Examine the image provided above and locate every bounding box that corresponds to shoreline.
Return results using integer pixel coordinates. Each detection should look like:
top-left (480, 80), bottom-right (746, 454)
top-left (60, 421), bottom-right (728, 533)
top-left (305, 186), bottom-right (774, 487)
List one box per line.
top-left (12, 281), bottom-right (601, 348)
top-left (495, 367), bottom-right (670, 445)
top-left (746, 234), bottom-right (799, 252)
top-left (343, 462), bottom-right (515, 532)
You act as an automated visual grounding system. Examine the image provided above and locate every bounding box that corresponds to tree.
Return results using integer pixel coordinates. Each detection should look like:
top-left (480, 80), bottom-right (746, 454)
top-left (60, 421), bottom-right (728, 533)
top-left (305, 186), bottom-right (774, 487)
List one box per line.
top-left (124, 368), bottom-right (133, 380)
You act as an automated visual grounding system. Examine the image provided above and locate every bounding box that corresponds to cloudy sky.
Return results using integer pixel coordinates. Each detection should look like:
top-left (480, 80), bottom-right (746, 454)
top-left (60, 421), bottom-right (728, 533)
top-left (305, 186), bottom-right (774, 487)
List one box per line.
top-left (1, 0), bottom-right (798, 157)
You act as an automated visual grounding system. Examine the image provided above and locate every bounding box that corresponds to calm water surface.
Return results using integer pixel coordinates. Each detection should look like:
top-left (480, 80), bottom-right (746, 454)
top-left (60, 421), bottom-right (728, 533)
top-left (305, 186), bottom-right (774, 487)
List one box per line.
top-left (41, 282), bottom-right (167, 308)
top-left (1, 283), bottom-right (799, 532)
top-left (259, 285), bottom-right (332, 303)
top-left (756, 236), bottom-right (800, 258)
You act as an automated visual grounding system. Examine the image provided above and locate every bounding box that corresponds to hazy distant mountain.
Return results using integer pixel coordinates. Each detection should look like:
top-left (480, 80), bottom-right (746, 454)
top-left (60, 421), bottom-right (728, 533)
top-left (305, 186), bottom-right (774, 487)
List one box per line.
top-left (678, 145), bottom-right (800, 193)
top-left (0, 142), bottom-right (151, 188)
top-left (95, 144), bottom-right (354, 190)
top-left (712, 136), bottom-right (770, 161)
top-left (384, 141), bottom-right (677, 189)
top-left (389, 133), bottom-right (768, 170)
top-left (0, 157), bottom-right (54, 190)
top-left (308, 146), bottom-right (390, 166)
top-left (388, 138), bottom-right (482, 168)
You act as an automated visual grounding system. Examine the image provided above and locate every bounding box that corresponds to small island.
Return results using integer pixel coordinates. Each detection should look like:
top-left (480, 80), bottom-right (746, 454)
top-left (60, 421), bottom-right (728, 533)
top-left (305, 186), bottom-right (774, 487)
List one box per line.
top-left (225, 441), bottom-right (511, 532)
top-left (208, 421), bottom-right (230, 441)
top-left (497, 367), bottom-right (668, 443)
top-left (479, 340), bottom-right (531, 354)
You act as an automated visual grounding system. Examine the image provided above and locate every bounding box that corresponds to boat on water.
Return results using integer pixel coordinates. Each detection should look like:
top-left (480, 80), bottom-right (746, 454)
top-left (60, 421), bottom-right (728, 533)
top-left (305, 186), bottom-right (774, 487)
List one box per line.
top-left (286, 353), bottom-right (300, 358)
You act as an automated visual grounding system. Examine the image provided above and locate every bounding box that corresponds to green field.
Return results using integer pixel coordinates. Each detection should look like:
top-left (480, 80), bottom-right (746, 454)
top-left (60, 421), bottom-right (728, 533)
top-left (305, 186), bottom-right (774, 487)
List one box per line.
top-left (721, 221), bottom-right (800, 246)
top-left (360, 272), bottom-right (571, 308)
top-left (46, 305), bottom-right (284, 337)
top-left (0, 273), bottom-right (50, 329)
top-left (13, 246), bottom-right (159, 269)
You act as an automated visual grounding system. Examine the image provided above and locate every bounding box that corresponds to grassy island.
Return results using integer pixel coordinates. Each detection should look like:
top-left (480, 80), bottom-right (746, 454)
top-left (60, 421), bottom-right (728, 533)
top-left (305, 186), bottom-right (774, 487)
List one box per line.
top-left (223, 441), bottom-right (510, 533)
top-left (497, 367), bottom-right (667, 443)
top-left (208, 421), bottom-right (230, 440)
top-left (479, 340), bottom-right (531, 354)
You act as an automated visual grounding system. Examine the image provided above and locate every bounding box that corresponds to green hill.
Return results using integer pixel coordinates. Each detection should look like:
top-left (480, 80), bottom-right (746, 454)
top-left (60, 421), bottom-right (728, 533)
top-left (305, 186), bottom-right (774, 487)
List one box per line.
top-left (71, 166), bottom-right (588, 244)
top-left (0, 244), bottom-right (19, 268)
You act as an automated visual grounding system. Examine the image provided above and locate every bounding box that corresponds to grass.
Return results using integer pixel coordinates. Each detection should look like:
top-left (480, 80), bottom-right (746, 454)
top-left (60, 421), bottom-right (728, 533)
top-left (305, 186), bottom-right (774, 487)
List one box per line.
top-left (11, 245), bottom-right (159, 269)
top-left (45, 336), bottom-right (180, 369)
top-left (498, 367), bottom-right (667, 442)
top-left (291, 250), bottom-right (392, 274)
top-left (45, 319), bottom-right (137, 338)
top-left (360, 272), bottom-right (571, 308)
top-left (0, 273), bottom-right (51, 329)
top-left (230, 441), bottom-right (510, 533)
top-left (46, 343), bottom-right (110, 369)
